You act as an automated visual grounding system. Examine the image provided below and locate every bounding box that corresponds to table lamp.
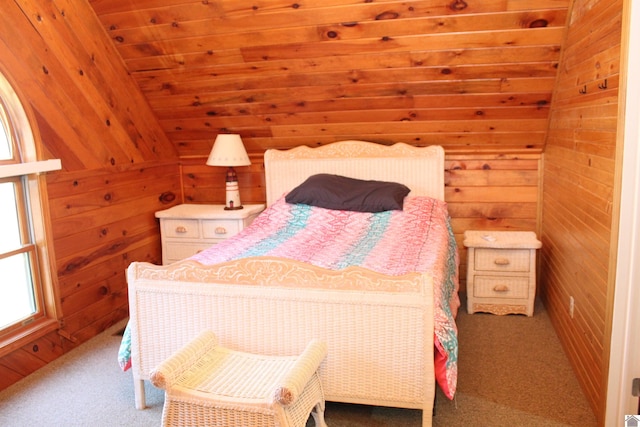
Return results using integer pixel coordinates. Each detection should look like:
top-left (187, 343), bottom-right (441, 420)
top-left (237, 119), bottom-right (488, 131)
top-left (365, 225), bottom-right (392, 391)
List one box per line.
top-left (206, 134), bottom-right (251, 210)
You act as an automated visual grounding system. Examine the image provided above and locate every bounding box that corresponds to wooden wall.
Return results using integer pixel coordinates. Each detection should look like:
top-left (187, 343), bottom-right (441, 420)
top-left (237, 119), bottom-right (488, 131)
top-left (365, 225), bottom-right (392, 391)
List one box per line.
top-left (91, 0), bottom-right (569, 157)
top-left (0, 0), bottom-right (179, 389)
top-left (540, 0), bottom-right (622, 423)
top-left (447, 153), bottom-right (541, 285)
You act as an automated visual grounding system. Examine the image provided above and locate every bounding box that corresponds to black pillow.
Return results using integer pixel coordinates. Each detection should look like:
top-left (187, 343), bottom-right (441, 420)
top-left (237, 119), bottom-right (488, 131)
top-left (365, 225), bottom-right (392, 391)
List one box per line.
top-left (285, 174), bottom-right (410, 212)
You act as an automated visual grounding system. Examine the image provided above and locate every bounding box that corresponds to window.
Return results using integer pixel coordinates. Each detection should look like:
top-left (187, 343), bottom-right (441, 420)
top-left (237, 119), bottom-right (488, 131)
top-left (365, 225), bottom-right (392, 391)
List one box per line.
top-left (0, 69), bottom-right (61, 353)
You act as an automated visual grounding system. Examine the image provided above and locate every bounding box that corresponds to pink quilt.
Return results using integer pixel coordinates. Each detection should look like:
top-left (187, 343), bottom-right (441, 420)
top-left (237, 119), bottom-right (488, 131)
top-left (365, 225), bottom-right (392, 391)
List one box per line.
top-left (119, 196), bottom-right (459, 399)
top-left (192, 196), bottom-right (460, 399)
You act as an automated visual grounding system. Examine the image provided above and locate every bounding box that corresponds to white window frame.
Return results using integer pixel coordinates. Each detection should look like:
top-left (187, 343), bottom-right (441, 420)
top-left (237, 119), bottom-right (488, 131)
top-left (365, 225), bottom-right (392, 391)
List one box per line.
top-left (0, 67), bottom-right (62, 356)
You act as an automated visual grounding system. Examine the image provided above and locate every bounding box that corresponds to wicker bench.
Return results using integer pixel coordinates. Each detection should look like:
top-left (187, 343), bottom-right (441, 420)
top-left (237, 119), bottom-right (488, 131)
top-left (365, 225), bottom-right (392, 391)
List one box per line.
top-left (150, 331), bottom-right (328, 427)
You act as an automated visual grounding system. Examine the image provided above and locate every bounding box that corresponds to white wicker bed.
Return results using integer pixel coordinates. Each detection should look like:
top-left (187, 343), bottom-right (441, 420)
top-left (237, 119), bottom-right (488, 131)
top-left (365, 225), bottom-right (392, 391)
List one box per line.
top-left (126, 140), bottom-right (456, 427)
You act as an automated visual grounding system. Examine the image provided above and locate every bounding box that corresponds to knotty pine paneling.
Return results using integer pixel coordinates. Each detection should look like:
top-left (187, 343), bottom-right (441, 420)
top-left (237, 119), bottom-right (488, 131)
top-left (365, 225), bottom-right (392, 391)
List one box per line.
top-left (447, 154), bottom-right (541, 293)
top-left (0, 332), bottom-right (64, 390)
top-left (181, 154), bottom-right (267, 205)
top-left (91, 0), bottom-right (570, 157)
top-left (0, 0), bottom-right (179, 390)
top-left (47, 162), bottom-right (181, 337)
top-left (540, 0), bottom-right (622, 423)
top-left (0, 2), bottom-right (177, 170)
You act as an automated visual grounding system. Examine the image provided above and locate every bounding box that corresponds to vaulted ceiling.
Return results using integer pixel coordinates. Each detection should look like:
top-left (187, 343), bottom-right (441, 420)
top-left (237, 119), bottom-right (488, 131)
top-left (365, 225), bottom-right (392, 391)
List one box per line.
top-left (89, 0), bottom-right (570, 157)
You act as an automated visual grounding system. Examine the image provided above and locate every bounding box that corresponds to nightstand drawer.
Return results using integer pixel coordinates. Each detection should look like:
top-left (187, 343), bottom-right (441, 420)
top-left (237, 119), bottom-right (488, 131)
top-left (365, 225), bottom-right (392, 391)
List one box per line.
top-left (162, 219), bottom-right (200, 239)
top-left (202, 219), bottom-right (241, 239)
top-left (156, 204), bottom-right (265, 265)
top-left (473, 276), bottom-right (530, 299)
top-left (164, 242), bottom-right (215, 262)
top-left (474, 248), bottom-right (530, 272)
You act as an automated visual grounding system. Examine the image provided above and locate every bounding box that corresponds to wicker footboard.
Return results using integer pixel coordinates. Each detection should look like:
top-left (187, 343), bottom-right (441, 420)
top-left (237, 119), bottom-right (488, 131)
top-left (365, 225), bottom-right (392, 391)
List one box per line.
top-left (127, 257), bottom-right (436, 427)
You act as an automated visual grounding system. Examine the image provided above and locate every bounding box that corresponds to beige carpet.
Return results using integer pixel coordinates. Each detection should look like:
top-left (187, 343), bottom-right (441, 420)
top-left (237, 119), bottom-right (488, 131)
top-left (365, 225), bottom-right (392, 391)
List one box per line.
top-left (0, 297), bottom-right (597, 427)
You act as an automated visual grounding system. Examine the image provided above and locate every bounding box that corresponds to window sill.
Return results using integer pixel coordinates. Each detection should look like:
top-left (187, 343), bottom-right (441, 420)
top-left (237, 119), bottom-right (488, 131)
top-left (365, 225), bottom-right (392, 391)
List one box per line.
top-left (0, 159), bottom-right (62, 178)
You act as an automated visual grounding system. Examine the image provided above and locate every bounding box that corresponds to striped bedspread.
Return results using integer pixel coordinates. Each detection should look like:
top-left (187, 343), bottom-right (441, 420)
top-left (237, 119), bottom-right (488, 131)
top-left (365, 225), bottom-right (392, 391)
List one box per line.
top-left (119, 196), bottom-right (459, 399)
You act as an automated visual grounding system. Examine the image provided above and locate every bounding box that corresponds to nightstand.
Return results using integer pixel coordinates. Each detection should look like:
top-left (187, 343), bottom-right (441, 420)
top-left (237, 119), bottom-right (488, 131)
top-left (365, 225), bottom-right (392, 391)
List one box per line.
top-left (464, 230), bottom-right (542, 316)
top-left (155, 204), bottom-right (265, 265)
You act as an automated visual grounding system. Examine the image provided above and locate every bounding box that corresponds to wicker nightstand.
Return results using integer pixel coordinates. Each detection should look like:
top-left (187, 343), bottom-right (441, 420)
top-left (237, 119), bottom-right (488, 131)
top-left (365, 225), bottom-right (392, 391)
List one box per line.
top-left (464, 230), bottom-right (542, 316)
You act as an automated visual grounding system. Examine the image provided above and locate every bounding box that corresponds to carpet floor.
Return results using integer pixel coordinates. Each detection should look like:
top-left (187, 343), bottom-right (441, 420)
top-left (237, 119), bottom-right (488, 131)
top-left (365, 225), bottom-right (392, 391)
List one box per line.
top-left (0, 297), bottom-right (597, 426)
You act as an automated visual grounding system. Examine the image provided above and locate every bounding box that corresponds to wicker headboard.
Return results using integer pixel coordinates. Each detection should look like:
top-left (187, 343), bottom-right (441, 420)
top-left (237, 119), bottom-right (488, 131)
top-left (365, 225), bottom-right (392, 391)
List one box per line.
top-left (264, 140), bottom-right (445, 206)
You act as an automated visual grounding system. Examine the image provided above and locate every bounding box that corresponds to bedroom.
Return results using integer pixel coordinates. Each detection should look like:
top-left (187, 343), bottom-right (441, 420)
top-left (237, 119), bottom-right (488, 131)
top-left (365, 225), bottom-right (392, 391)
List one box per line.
top-left (0, 0), bottom-right (635, 426)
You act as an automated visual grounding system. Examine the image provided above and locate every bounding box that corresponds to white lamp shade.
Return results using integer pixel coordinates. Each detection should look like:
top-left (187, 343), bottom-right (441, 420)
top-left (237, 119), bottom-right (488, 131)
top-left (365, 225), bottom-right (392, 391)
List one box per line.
top-left (206, 134), bottom-right (251, 167)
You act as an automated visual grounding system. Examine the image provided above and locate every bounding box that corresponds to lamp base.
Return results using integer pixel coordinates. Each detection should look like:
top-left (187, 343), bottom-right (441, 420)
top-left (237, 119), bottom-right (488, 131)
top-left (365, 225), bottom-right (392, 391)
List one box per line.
top-left (224, 176), bottom-right (243, 210)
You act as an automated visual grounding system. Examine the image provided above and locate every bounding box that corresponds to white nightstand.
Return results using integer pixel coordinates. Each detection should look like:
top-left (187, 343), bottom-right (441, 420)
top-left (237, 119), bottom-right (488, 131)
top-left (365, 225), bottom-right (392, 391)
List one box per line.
top-left (156, 204), bottom-right (265, 265)
top-left (464, 230), bottom-right (542, 316)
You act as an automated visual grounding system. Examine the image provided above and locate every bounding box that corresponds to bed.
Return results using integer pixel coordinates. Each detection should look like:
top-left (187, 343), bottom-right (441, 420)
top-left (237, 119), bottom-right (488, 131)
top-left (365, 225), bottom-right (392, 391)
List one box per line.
top-left (120, 140), bottom-right (459, 427)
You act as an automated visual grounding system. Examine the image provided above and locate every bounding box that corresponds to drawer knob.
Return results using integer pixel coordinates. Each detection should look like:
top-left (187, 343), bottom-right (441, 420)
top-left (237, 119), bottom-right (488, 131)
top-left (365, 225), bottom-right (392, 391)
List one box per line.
top-left (494, 258), bottom-right (510, 266)
top-left (175, 226), bottom-right (187, 233)
top-left (215, 227), bottom-right (227, 235)
top-left (493, 285), bottom-right (509, 292)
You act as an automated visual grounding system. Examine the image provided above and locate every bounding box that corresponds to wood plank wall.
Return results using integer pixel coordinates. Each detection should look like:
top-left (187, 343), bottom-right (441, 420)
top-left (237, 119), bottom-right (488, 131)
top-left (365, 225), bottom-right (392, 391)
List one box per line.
top-left (540, 0), bottom-right (622, 423)
top-left (91, 0), bottom-right (570, 156)
top-left (0, 0), bottom-right (179, 390)
top-left (47, 162), bottom-right (181, 341)
top-left (446, 153), bottom-right (541, 285)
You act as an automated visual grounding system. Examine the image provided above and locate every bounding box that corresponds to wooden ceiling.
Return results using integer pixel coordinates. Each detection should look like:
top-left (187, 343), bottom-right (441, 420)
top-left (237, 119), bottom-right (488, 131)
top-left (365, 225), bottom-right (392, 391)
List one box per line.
top-left (89, 0), bottom-right (570, 157)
